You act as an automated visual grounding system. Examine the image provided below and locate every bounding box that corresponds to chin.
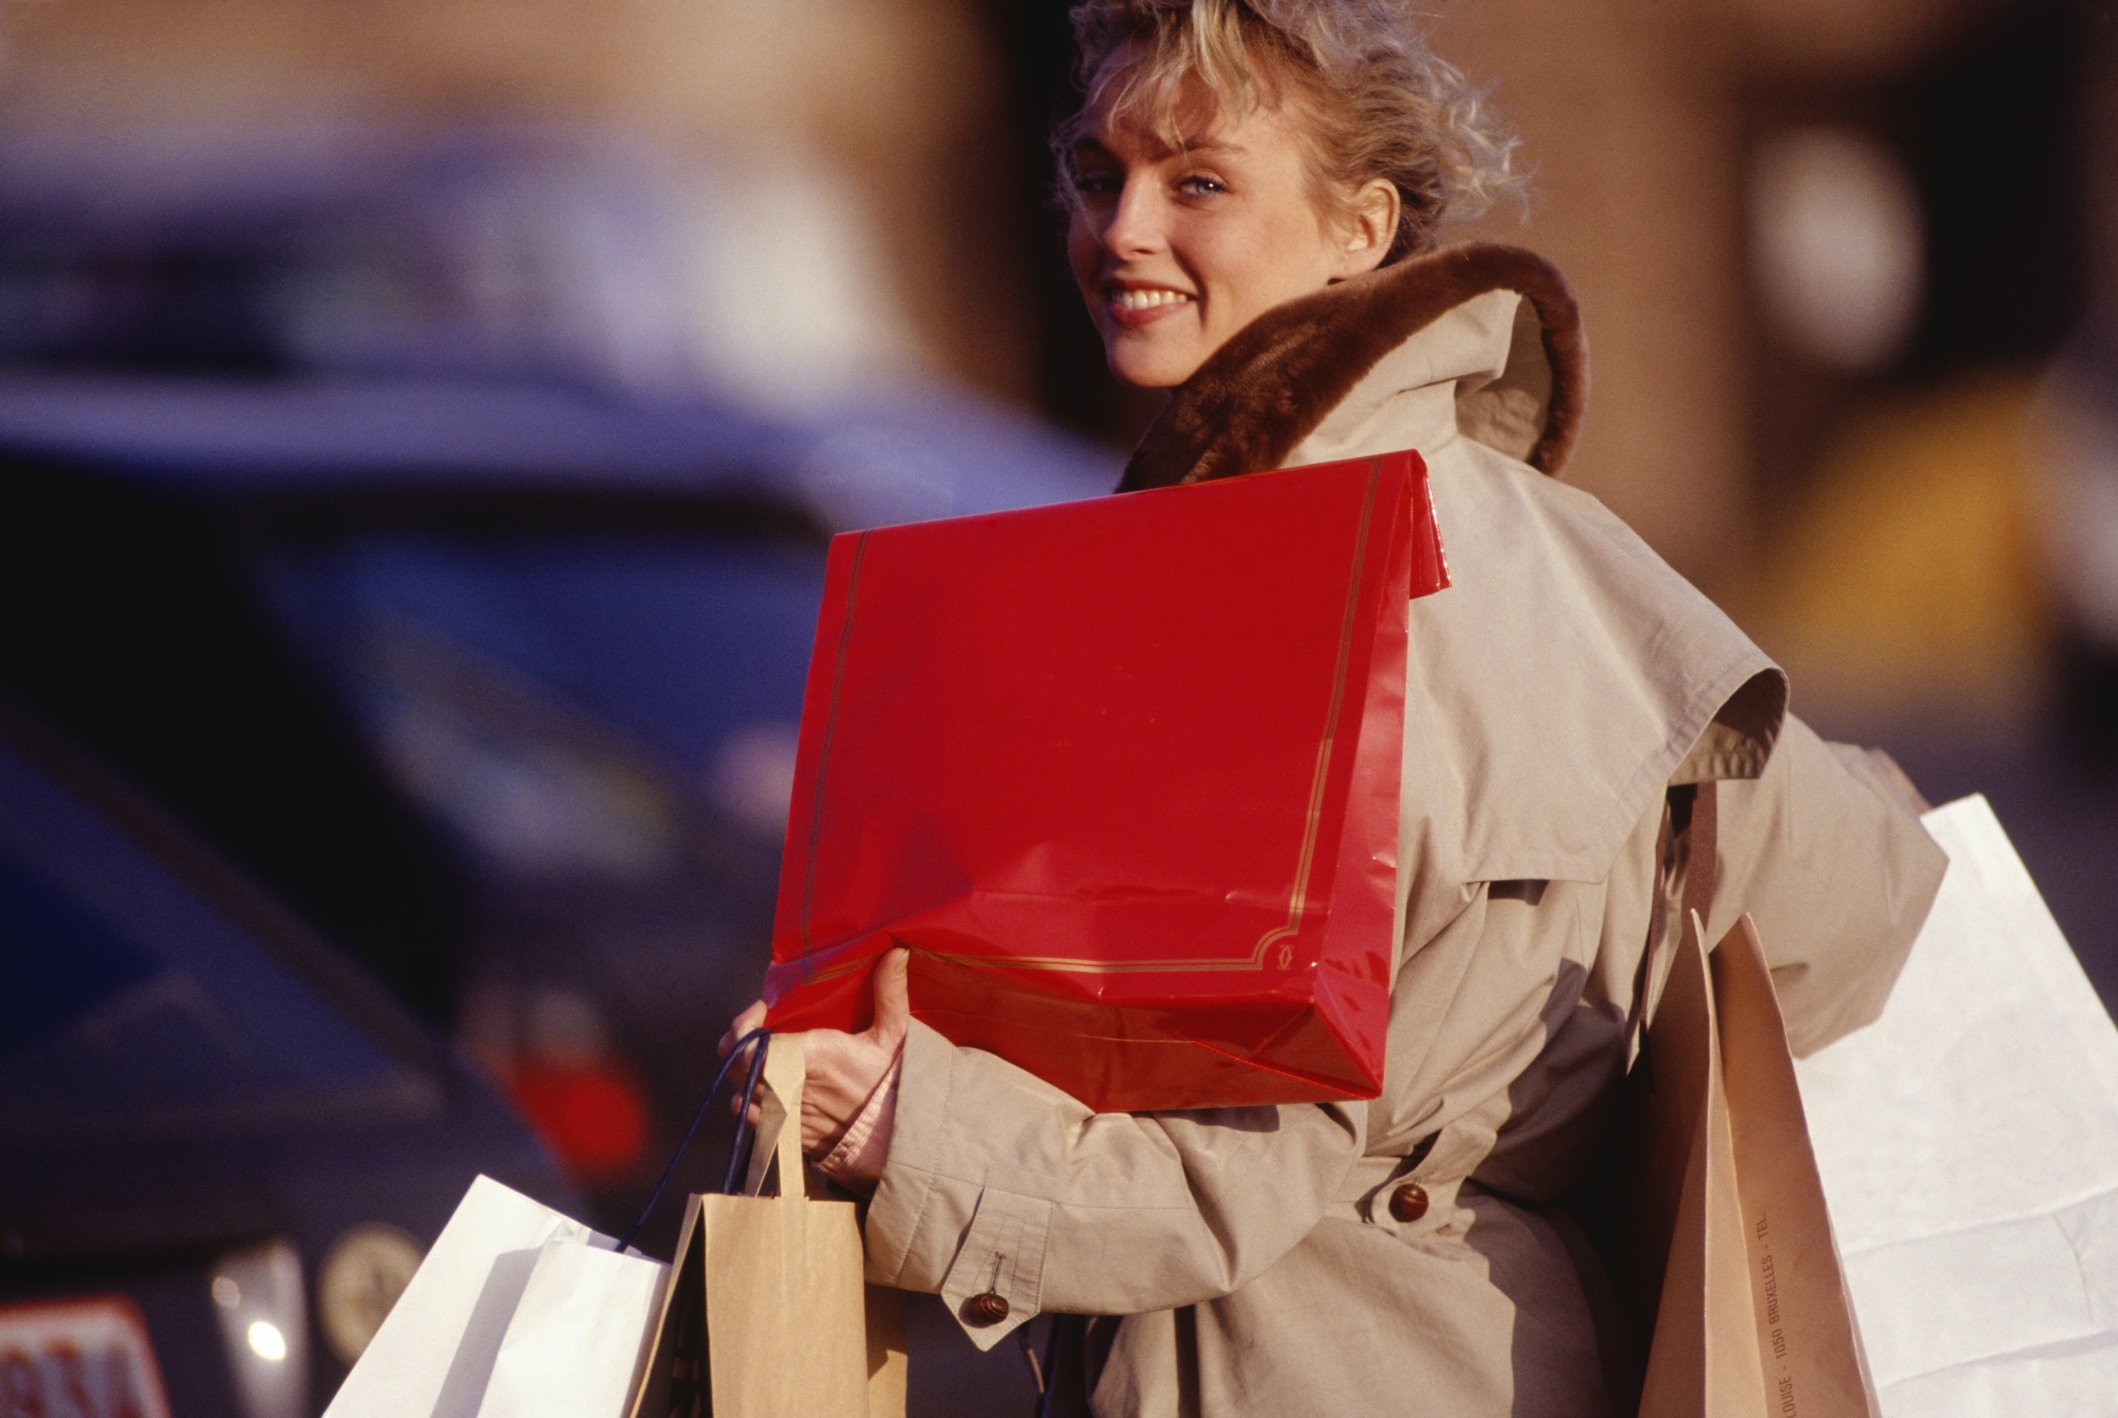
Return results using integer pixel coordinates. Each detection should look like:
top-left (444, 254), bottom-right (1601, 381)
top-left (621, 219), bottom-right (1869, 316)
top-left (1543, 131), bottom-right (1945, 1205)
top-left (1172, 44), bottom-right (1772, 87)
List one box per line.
top-left (1103, 343), bottom-right (1200, 391)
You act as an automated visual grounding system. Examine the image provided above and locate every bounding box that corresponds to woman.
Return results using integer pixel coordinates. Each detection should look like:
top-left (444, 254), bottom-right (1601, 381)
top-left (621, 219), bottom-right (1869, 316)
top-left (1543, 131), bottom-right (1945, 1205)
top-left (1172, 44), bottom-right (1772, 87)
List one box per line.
top-left (724, 2), bottom-right (1945, 1412)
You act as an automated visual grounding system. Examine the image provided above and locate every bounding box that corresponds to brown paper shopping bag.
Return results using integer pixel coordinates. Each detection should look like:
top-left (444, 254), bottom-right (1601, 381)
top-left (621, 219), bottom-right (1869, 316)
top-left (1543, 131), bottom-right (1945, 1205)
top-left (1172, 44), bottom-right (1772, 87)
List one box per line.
top-left (1712, 915), bottom-right (1878, 1418)
top-left (1609, 912), bottom-right (1879, 1418)
top-left (626, 1034), bottom-right (907, 1418)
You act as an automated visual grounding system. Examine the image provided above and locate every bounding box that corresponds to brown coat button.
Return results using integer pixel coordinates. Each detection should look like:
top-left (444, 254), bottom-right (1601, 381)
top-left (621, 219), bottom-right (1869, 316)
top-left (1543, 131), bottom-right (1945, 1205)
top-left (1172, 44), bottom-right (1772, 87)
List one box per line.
top-left (965, 1291), bottom-right (1010, 1325)
top-left (1389, 1181), bottom-right (1430, 1223)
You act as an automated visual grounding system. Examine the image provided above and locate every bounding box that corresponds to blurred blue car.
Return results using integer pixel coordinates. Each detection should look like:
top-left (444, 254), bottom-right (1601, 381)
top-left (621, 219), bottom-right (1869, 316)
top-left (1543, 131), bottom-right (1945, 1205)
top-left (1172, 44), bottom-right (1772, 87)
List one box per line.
top-left (0, 705), bottom-right (570, 1417)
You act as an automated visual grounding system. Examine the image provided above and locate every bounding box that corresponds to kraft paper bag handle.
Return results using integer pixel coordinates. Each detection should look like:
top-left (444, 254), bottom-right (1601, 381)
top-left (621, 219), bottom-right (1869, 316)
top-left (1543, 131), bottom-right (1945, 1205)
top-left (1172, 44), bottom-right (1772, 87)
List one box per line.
top-left (747, 1031), bottom-right (830, 1200)
top-left (760, 1031), bottom-right (801, 1197)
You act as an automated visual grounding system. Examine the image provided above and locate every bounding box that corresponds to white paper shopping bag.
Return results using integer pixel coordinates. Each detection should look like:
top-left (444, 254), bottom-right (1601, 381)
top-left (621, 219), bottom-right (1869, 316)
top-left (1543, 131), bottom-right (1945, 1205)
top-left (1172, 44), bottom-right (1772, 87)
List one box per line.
top-left (323, 1175), bottom-right (658, 1418)
top-left (1797, 795), bottom-right (2118, 1416)
top-left (474, 1235), bottom-right (669, 1418)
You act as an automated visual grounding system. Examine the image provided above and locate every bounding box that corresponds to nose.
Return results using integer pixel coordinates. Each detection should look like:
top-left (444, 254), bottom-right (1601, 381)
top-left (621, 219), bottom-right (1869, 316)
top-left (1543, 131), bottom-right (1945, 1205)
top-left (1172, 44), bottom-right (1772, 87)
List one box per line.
top-left (1099, 177), bottom-right (1164, 260)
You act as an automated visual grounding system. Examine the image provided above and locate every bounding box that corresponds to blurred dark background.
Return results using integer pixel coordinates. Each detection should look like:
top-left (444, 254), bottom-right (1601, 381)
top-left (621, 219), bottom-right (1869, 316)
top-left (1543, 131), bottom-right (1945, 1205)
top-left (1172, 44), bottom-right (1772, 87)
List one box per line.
top-left (0, 1), bottom-right (2111, 1414)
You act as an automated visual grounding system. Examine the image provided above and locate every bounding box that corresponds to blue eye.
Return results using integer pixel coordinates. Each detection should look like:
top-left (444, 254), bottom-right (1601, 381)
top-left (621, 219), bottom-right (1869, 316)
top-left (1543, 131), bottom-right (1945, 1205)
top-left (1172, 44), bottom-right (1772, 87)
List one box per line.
top-left (1176, 175), bottom-right (1227, 198)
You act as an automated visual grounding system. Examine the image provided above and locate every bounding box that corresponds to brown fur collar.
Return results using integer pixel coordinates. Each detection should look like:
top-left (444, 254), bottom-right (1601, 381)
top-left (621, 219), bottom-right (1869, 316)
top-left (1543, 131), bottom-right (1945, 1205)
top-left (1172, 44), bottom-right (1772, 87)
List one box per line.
top-left (1116, 243), bottom-right (1587, 492)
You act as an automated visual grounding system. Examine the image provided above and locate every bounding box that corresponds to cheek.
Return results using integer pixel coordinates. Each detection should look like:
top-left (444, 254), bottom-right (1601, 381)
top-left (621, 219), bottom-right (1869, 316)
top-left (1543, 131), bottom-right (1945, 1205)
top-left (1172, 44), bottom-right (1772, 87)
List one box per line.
top-left (1195, 233), bottom-right (1278, 322)
top-left (1215, 221), bottom-right (1333, 321)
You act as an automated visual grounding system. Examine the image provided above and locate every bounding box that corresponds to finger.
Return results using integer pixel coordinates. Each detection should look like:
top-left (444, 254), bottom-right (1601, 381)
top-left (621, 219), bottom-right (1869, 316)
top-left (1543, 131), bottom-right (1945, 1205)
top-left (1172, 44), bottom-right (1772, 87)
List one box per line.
top-left (868, 948), bottom-right (912, 1044)
top-left (718, 1000), bottom-right (769, 1057)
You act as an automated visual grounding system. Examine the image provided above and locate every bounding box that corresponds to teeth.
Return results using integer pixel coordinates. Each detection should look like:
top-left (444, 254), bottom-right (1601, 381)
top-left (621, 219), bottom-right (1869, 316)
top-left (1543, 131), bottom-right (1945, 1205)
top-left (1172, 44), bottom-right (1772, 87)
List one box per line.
top-left (1113, 288), bottom-right (1191, 310)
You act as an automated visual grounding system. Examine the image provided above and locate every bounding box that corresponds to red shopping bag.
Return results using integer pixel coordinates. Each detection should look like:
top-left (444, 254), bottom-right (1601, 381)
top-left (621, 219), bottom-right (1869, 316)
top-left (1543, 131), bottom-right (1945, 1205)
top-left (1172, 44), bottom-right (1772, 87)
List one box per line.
top-left (763, 451), bottom-right (1446, 1110)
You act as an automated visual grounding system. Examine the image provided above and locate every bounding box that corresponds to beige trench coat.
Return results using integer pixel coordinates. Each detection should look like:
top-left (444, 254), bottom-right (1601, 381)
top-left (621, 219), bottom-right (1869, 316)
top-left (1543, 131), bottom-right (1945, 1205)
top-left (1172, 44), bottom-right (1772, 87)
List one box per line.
top-left (860, 249), bottom-right (1947, 1416)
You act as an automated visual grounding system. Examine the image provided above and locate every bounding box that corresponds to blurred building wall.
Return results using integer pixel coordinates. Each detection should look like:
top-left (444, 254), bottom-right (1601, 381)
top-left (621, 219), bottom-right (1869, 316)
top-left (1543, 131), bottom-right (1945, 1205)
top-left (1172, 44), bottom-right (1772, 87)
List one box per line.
top-left (0, 0), bottom-right (1039, 411)
top-left (1433, 0), bottom-right (2001, 584)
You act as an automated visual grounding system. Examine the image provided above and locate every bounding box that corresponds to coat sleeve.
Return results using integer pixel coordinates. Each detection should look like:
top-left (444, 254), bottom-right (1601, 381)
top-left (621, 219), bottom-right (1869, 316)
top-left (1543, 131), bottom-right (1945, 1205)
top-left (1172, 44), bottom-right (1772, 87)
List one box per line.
top-left (1703, 713), bottom-right (1948, 1057)
top-left (859, 1020), bottom-right (1367, 1349)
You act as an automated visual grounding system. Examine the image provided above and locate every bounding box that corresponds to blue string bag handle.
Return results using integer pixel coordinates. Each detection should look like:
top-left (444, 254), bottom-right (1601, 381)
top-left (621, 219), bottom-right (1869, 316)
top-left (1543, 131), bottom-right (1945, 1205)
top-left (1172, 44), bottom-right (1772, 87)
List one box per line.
top-left (618, 1027), bottom-right (770, 1254)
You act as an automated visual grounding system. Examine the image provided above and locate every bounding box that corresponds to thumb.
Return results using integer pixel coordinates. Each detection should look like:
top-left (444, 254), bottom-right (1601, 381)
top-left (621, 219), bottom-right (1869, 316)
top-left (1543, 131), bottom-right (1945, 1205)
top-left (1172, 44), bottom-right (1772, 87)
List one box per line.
top-left (868, 947), bottom-right (912, 1045)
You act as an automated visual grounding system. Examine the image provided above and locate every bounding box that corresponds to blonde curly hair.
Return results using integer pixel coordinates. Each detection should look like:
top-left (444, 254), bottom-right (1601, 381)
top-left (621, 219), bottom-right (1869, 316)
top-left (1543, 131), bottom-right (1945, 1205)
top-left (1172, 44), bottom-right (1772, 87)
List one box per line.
top-left (1056, 0), bottom-right (1520, 262)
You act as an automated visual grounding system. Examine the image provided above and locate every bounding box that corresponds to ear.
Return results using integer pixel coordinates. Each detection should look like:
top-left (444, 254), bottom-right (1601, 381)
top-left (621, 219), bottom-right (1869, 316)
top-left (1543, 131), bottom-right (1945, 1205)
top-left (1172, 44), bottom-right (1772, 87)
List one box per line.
top-left (1332, 178), bottom-right (1400, 279)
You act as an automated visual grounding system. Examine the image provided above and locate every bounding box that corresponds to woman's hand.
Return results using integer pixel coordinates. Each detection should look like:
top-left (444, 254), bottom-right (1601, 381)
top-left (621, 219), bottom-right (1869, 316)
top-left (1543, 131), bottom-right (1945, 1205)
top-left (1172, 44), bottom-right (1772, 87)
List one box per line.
top-left (716, 948), bottom-right (910, 1189)
top-left (799, 949), bottom-right (909, 1187)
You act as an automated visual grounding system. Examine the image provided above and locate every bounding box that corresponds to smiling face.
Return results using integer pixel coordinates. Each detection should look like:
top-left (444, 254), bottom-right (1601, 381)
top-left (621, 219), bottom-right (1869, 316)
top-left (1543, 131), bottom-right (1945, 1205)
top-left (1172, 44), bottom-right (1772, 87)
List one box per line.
top-left (1065, 85), bottom-right (1391, 389)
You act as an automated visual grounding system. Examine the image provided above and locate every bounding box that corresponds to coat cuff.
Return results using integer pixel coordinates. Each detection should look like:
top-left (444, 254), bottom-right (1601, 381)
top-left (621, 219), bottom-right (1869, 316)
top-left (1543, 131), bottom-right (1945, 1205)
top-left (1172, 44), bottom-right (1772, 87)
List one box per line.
top-left (860, 1019), bottom-right (1053, 1350)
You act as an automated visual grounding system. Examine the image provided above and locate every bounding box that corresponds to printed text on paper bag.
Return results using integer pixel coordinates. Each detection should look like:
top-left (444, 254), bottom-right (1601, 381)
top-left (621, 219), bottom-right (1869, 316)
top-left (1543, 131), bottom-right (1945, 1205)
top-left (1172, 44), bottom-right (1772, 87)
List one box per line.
top-left (1755, 1213), bottom-right (1796, 1416)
